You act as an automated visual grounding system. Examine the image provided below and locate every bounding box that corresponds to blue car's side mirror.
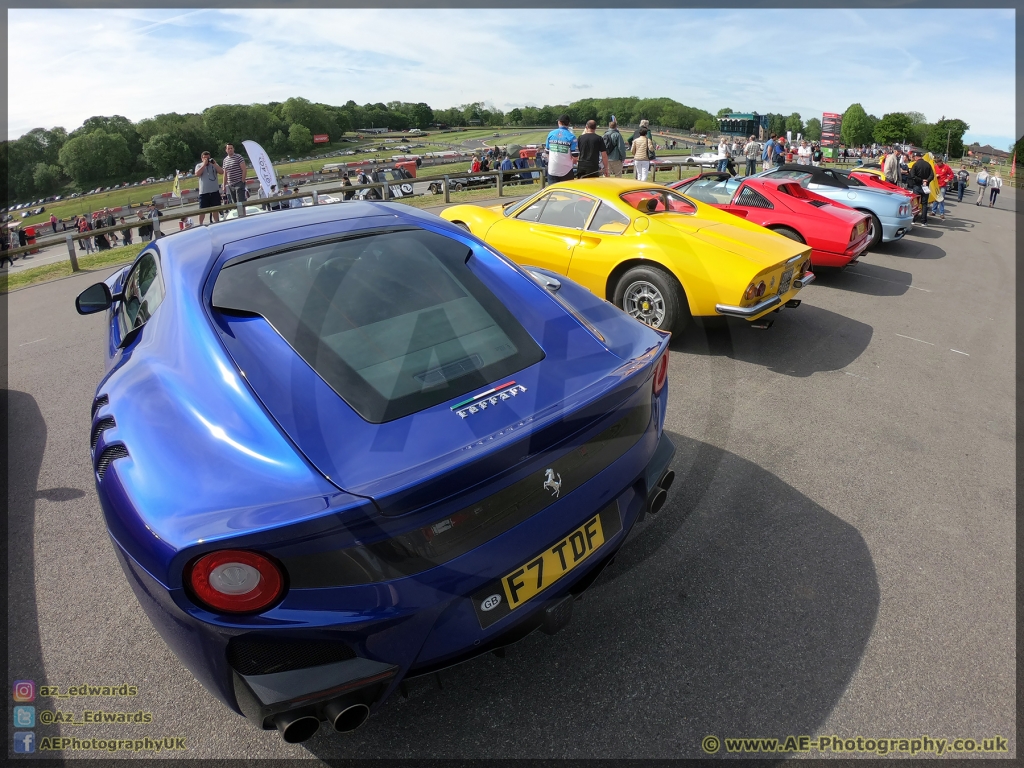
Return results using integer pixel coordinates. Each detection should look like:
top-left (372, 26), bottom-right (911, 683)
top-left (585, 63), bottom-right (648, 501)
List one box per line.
top-left (75, 282), bottom-right (113, 315)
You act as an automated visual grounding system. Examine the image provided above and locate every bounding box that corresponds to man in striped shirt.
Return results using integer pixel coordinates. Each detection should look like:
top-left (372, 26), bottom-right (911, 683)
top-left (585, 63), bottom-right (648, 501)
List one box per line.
top-left (221, 144), bottom-right (248, 204)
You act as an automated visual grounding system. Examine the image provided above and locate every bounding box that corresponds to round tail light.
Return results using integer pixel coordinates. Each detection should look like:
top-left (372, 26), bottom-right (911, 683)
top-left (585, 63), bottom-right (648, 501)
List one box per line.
top-left (186, 550), bottom-right (285, 614)
top-left (653, 351), bottom-right (669, 396)
top-left (755, 281), bottom-right (766, 297)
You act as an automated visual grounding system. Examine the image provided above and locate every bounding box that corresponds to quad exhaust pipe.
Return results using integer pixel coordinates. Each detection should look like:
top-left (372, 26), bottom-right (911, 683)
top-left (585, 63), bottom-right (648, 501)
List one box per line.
top-left (273, 710), bottom-right (321, 743)
top-left (324, 698), bottom-right (370, 733)
top-left (648, 470), bottom-right (675, 515)
top-left (272, 697), bottom-right (370, 743)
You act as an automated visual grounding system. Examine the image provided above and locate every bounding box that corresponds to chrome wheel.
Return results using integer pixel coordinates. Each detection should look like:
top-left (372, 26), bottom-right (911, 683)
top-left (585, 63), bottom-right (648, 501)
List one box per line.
top-left (623, 280), bottom-right (666, 328)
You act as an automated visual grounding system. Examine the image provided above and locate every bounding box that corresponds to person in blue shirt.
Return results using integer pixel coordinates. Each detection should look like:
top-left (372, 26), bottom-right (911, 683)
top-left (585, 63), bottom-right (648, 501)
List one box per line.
top-left (545, 115), bottom-right (578, 184)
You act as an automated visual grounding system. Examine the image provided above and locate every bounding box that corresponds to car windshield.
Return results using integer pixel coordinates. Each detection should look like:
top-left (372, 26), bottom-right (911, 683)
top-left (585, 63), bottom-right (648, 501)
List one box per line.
top-left (763, 169), bottom-right (814, 185)
top-left (212, 227), bottom-right (544, 423)
top-left (620, 189), bottom-right (697, 214)
top-left (676, 177), bottom-right (741, 205)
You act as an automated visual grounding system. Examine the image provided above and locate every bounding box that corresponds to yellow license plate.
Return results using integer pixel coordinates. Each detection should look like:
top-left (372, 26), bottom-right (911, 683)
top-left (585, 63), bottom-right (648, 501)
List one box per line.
top-left (501, 514), bottom-right (605, 610)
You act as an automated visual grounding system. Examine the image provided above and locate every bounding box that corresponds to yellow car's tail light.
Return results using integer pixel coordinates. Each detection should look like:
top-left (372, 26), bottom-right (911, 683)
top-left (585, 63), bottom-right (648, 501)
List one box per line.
top-left (744, 281), bottom-right (766, 300)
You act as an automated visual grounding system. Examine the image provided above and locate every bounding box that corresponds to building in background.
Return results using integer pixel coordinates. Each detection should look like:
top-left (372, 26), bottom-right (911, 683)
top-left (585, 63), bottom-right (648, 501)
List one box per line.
top-left (717, 113), bottom-right (769, 139)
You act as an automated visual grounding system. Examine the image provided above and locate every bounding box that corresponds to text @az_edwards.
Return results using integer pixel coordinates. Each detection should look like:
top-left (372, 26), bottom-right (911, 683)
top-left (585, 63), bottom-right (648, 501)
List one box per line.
top-left (38, 684), bottom-right (138, 698)
top-left (701, 734), bottom-right (1010, 756)
top-left (39, 709), bottom-right (153, 725)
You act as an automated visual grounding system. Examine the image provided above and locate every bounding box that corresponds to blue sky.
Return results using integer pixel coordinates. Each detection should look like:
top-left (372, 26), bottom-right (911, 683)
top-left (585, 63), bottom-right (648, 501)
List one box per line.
top-left (7, 8), bottom-right (1016, 149)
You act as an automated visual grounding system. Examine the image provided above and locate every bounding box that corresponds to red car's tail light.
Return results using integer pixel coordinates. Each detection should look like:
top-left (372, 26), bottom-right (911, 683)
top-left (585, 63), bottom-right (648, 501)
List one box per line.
top-left (187, 549), bottom-right (285, 614)
top-left (653, 351), bottom-right (669, 396)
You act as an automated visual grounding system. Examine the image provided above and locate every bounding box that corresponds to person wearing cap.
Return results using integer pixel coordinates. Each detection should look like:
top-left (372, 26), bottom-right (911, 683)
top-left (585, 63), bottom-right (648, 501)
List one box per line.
top-left (743, 135), bottom-right (761, 176)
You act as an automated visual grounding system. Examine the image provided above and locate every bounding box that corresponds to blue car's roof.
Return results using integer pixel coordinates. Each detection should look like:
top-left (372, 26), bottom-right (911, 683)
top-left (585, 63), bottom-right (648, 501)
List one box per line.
top-left (96, 204), bottom-right (666, 583)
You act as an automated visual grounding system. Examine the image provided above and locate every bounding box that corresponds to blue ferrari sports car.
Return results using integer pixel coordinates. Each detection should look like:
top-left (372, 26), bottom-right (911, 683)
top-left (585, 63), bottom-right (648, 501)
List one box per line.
top-left (75, 202), bottom-right (676, 743)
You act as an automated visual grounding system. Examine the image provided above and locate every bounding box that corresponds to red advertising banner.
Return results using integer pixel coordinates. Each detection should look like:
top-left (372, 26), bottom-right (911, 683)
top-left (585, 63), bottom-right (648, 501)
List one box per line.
top-left (313, 134), bottom-right (330, 144)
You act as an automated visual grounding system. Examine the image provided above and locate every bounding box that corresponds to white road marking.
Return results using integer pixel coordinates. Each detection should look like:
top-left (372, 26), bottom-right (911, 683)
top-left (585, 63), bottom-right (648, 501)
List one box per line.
top-left (847, 270), bottom-right (932, 292)
top-left (895, 333), bottom-right (934, 345)
top-left (950, 349), bottom-right (970, 356)
top-left (844, 371), bottom-right (868, 379)
top-left (19, 338), bottom-right (47, 346)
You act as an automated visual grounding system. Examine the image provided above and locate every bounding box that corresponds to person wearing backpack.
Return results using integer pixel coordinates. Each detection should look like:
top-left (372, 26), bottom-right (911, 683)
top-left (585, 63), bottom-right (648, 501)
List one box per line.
top-left (603, 120), bottom-right (627, 177)
top-left (975, 167), bottom-right (989, 205)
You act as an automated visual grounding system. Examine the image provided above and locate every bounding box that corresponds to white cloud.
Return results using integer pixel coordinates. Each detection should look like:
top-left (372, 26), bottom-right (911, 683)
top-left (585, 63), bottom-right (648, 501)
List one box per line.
top-left (6, 8), bottom-right (1015, 144)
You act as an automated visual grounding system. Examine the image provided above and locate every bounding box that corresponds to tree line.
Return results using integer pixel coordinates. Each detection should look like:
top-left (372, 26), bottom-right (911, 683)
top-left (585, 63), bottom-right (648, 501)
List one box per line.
top-left (1, 95), bottom-right (980, 205)
top-left (2, 96), bottom-right (722, 204)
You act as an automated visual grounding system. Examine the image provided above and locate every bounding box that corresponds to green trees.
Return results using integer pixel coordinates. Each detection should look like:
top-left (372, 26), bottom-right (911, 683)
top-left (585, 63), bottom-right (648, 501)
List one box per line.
top-left (804, 118), bottom-right (822, 141)
top-left (923, 118), bottom-right (969, 158)
top-left (58, 130), bottom-right (132, 187)
top-left (873, 112), bottom-right (914, 145)
top-left (785, 113), bottom-right (804, 136)
top-left (840, 103), bottom-right (874, 147)
top-left (716, 107), bottom-right (734, 117)
top-left (508, 108), bottom-right (523, 126)
top-left (142, 134), bottom-right (194, 176)
top-left (32, 163), bottom-right (65, 195)
top-left (693, 115), bottom-right (718, 134)
top-left (288, 124), bottom-right (313, 154)
top-left (765, 113), bottom-right (787, 137)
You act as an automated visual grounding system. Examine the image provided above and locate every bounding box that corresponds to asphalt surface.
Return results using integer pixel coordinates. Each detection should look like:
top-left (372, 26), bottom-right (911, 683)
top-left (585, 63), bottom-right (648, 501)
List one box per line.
top-left (6, 186), bottom-right (1015, 760)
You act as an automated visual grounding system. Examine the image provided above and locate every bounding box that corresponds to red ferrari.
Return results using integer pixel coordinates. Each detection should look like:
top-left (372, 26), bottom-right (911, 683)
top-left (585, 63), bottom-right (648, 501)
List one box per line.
top-left (842, 168), bottom-right (922, 218)
top-left (670, 173), bottom-right (872, 269)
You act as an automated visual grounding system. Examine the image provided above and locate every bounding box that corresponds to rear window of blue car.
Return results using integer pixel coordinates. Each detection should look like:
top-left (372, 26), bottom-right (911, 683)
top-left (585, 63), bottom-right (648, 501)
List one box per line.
top-left (212, 227), bottom-right (544, 423)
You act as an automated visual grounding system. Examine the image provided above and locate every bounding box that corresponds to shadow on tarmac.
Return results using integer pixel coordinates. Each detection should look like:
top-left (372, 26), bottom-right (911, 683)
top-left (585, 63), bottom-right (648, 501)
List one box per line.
top-left (814, 262), bottom-right (914, 296)
top-left (7, 390), bottom-right (49, 695)
top-left (302, 431), bottom-right (879, 759)
top-left (672, 304), bottom-right (873, 377)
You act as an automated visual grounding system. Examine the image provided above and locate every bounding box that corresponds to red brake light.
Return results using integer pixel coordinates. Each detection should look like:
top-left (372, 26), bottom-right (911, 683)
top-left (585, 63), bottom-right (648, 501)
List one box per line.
top-left (653, 351), bottom-right (669, 396)
top-left (744, 281), bottom-right (766, 300)
top-left (186, 549), bottom-right (285, 614)
top-left (755, 281), bottom-right (766, 297)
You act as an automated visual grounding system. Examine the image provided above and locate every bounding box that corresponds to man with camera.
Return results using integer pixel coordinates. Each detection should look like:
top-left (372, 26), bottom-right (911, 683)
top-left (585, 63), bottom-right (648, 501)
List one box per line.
top-left (195, 151), bottom-right (224, 225)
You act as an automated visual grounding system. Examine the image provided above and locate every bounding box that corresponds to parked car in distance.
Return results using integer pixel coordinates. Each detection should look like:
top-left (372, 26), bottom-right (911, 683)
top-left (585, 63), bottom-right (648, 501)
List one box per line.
top-left (757, 164), bottom-right (914, 247)
top-left (441, 177), bottom-right (815, 332)
top-left (670, 172), bottom-right (871, 269)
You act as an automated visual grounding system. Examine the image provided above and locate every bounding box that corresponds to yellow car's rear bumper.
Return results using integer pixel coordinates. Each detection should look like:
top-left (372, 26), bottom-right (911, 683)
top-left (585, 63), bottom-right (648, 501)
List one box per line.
top-left (714, 272), bottom-right (815, 320)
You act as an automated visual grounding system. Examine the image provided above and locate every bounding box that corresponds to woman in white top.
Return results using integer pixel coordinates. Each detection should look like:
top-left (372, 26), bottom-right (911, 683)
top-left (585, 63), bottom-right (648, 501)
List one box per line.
top-left (988, 170), bottom-right (1003, 207)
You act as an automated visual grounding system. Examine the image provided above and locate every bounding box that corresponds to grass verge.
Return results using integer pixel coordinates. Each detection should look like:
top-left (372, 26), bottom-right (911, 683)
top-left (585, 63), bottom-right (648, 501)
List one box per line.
top-left (2, 243), bottom-right (144, 293)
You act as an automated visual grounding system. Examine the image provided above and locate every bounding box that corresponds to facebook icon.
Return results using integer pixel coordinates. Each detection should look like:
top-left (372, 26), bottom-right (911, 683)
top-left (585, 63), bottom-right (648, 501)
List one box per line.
top-left (13, 731), bottom-right (36, 753)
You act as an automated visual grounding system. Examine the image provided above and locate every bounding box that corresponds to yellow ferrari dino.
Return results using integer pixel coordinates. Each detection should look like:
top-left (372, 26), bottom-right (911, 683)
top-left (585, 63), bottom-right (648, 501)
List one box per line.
top-left (440, 178), bottom-right (815, 332)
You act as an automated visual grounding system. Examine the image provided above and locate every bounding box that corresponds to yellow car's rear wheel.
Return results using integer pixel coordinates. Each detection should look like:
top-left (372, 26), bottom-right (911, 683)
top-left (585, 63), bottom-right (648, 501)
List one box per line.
top-left (614, 265), bottom-right (688, 332)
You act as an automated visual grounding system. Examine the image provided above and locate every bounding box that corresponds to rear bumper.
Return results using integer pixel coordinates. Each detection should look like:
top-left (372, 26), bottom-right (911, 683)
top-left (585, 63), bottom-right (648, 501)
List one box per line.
top-left (880, 215), bottom-right (914, 242)
top-left (110, 424), bottom-right (676, 730)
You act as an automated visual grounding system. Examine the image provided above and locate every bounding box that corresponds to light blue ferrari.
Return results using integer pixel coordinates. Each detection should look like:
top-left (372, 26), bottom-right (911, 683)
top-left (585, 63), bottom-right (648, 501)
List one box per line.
top-left (756, 164), bottom-right (914, 248)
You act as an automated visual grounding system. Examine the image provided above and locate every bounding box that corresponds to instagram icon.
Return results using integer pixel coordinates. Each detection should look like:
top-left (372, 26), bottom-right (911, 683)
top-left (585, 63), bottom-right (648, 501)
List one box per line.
top-left (12, 680), bottom-right (36, 702)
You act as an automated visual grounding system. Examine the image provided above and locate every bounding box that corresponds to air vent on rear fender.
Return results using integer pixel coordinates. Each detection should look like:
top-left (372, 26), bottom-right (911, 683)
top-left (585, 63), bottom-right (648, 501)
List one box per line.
top-left (806, 199), bottom-right (829, 208)
top-left (735, 187), bottom-right (774, 209)
top-left (91, 394), bottom-right (109, 418)
top-left (95, 444), bottom-right (129, 479)
top-left (226, 635), bottom-right (357, 676)
top-left (91, 416), bottom-right (116, 450)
